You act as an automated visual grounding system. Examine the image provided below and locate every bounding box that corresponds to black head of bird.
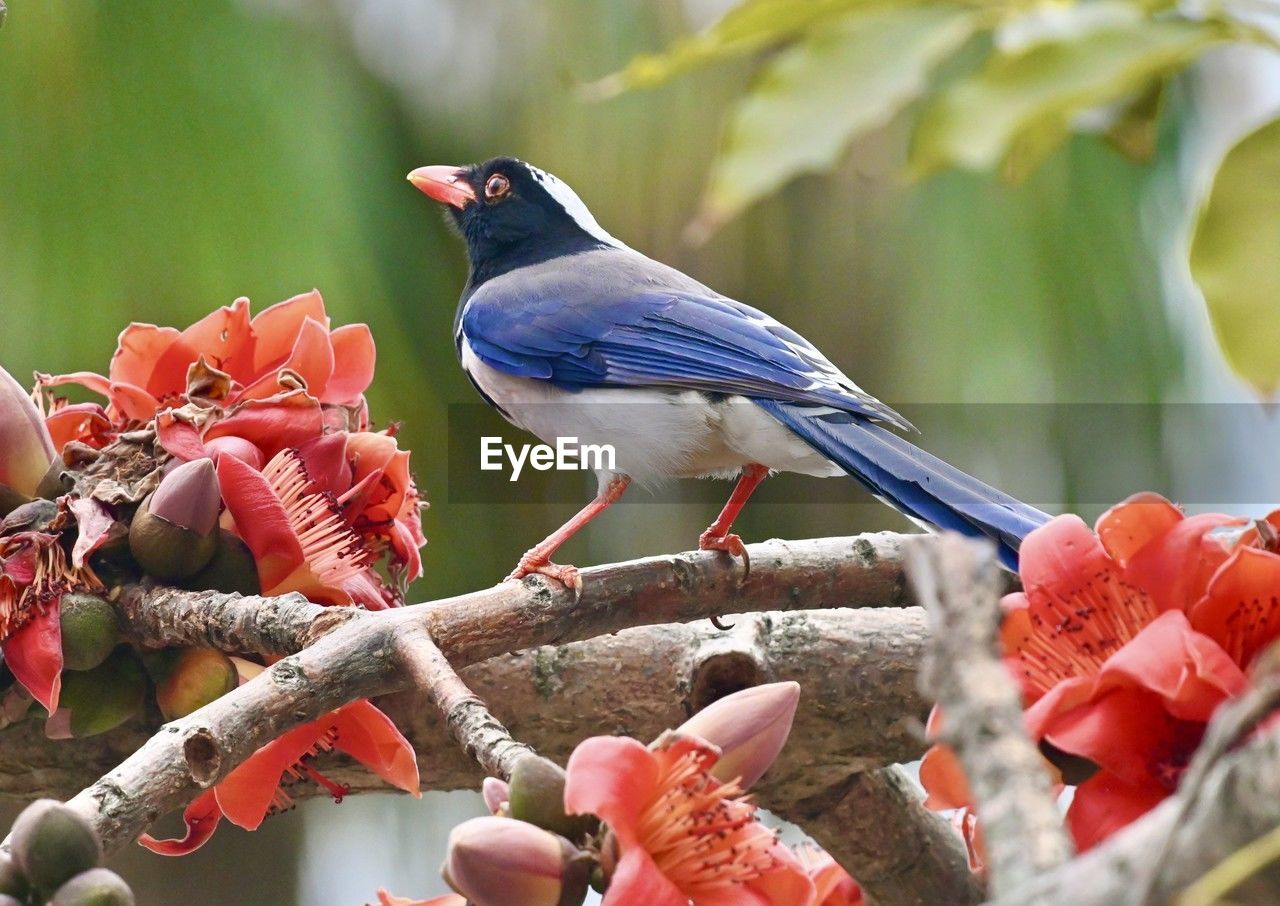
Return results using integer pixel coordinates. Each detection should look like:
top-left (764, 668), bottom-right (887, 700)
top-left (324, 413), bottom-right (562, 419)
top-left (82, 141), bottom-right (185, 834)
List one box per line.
top-left (408, 157), bottom-right (622, 285)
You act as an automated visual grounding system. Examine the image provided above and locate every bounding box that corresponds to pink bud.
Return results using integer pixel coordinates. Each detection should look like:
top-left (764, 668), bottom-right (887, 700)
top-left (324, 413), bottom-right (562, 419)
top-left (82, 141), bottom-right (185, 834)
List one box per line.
top-left (482, 777), bottom-right (510, 815)
top-left (442, 817), bottom-right (583, 906)
top-left (0, 366), bottom-right (54, 497)
top-left (677, 681), bottom-right (800, 789)
top-left (150, 458), bottom-right (222, 536)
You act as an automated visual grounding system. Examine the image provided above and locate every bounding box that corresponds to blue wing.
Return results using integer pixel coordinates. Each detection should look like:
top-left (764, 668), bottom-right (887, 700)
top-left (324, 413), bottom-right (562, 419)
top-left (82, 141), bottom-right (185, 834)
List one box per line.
top-left (460, 250), bottom-right (912, 429)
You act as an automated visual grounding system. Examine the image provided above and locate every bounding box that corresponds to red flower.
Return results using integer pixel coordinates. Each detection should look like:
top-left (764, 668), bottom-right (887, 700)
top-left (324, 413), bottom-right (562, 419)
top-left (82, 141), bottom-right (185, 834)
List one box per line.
top-left (140, 699), bottom-right (418, 855)
top-left (215, 448), bottom-right (387, 607)
top-left (0, 531), bottom-right (101, 712)
top-left (921, 494), bottom-right (1280, 850)
top-left (564, 733), bottom-right (814, 906)
top-left (44, 292), bottom-right (374, 428)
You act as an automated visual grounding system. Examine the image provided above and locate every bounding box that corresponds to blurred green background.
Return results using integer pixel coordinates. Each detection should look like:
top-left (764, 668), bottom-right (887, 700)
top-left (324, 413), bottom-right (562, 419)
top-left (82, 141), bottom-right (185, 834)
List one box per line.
top-left (1, 1), bottom-right (1276, 902)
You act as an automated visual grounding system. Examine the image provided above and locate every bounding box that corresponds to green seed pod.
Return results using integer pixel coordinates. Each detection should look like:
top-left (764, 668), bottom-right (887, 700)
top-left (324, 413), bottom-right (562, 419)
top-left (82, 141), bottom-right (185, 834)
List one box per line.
top-left (0, 851), bottom-right (29, 899)
top-left (155, 648), bottom-right (237, 720)
top-left (508, 756), bottom-right (596, 842)
top-left (179, 533), bottom-right (261, 596)
top-left (50, 868), bottom-right (135, 906)
top-left (49, 650), bottom-right (146, 738)
top-left (10, 800), bottom-right (102, 895)
top-left (59, 594), bottom-right (119, 671)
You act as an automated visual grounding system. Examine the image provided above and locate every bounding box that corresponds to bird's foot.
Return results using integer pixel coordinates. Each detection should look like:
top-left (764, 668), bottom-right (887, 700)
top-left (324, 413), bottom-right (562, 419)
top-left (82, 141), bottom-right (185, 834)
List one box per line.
top-left (699, 530), bottom-right (750, 577)
top-left (506, 553), bottom-right (582, 593)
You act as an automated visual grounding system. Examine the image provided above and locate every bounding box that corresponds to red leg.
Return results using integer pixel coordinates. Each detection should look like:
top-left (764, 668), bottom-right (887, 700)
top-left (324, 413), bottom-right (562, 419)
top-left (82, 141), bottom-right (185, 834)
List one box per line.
top-left (699, 464), bottom-right (769, 571)
top-left (507, 475), bottom-right (631, 589)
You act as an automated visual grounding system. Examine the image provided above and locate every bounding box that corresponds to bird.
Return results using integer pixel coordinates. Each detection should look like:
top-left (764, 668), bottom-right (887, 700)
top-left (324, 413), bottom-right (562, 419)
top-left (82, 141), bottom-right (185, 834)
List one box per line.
top-left (408, 157), bottom-right (1049, 587)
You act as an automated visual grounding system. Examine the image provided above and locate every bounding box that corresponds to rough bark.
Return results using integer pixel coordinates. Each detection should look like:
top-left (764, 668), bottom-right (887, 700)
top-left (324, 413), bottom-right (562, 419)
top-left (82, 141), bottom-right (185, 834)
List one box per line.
top-left (780, 766), bottom-right (984, 906)
top-left (907, 534), bottom-right (1071, 897)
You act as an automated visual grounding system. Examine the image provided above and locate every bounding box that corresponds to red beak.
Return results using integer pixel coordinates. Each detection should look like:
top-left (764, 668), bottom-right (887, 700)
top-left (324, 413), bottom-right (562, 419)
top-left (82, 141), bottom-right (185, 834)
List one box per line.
top-left (407, 165), bottom-right (475, 209)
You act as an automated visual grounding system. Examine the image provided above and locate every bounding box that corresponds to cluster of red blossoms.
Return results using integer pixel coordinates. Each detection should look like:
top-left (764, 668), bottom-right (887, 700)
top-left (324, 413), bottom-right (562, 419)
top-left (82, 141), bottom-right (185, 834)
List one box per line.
top-left (0, 292), bottom-right (426, 853)
top-left (922, 493), bottom-right (1280, 854)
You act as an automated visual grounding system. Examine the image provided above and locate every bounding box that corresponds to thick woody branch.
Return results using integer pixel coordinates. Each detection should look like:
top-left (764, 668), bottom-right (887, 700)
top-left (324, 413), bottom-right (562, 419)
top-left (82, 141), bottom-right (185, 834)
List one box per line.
top-left (779, 766), bottom-right (983, 906)
top-left (907, 534), bottom-right (1071, 897)
top-left (0, 609), bottom-right (928, 806)
top-left (59, 529), bottom-right (923, 855)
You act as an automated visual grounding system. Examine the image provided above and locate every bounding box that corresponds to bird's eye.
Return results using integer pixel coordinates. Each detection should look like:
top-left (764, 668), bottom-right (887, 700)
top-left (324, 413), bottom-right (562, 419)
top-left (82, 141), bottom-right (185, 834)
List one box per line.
top-left (484, 174), bottom-right (510, 200)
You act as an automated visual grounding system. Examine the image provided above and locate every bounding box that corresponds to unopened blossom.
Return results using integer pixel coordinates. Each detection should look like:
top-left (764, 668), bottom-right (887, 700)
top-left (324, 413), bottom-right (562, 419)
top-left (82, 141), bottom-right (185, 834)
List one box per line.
top-left (442, 816), bottom-right (587, 906)
top-left (677, 681), bottom-right (800, 789)
top-left (0, 365), bottom-right (55, 502)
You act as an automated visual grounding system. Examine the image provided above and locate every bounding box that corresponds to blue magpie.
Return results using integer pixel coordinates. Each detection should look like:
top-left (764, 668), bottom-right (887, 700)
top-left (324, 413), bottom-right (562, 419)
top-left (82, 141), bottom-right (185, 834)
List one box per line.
top-left (409, 158), bottom-right (1048, 586)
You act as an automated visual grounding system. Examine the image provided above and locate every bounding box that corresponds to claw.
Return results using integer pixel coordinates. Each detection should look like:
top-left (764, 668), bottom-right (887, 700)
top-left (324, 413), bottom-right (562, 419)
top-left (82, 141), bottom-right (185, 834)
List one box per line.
top-left (507, 554), bottom-right (582, 595)
top-left (698, 530), bottom-right (751, 578)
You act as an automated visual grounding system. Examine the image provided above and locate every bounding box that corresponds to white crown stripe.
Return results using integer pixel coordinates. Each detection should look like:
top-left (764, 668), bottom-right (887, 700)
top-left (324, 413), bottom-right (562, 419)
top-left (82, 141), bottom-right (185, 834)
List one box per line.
top-left (524, 163), bottom-right (628, 250)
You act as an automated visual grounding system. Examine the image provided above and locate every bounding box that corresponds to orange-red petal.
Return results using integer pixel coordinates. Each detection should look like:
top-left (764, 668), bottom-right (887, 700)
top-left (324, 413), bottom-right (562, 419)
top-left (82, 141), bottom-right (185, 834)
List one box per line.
top-left (215, 453), bottom-right (304, 592)
top-left (138, 789), bottom-right (224, 856)
top-left (1066, 771), bottom-right (1166, 850)
top-left (331, 700), bottom-right (420, 796)
top-left (563, 736), bottom-right (660, 846)
top-left (325, 324), bottom-right (376, 403)
top-left (1095, 493), bottom-right (1184, 566)
top-left (3, 605), bottom-right (62, 712)
top-left (251, 290), bottom-right (328, 375)
top-left (1188, 545), bottom-right (1280, 670)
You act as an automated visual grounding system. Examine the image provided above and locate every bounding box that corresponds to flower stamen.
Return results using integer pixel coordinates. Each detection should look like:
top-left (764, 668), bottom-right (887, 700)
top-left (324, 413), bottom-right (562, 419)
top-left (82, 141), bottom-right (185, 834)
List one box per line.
top-left (262, 450), bottom-right (372, 586)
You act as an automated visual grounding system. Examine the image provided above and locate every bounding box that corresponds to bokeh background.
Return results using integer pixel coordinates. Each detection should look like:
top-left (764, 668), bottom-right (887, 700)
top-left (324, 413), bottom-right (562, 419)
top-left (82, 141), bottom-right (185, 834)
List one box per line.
top-left (2, 1), bottom-right (1278, 902)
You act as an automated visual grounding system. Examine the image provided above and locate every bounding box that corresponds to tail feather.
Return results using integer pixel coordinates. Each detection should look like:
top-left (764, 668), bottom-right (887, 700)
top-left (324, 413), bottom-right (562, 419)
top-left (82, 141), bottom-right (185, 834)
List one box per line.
top-left (757, 400), bottom-right (1050, 569)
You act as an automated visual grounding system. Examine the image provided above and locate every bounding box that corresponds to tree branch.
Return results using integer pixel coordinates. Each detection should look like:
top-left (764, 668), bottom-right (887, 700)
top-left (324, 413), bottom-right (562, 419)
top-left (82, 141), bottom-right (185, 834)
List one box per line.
top-left (50, 533), bottom-right (922, 854)
top-left (779, 765), bottom-right (984, 906)
top-left (394, 625), bottom-right (534, 780)
top-left (907, 534), bottom-right (1071, 897)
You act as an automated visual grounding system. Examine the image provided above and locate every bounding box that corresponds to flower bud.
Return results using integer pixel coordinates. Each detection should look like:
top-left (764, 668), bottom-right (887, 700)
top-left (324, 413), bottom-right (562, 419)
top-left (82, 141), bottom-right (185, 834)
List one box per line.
top-left (50, 868), bottom-right (135, 906)
top-left (0, 365), bottom-right (55, 502)
top-left (178, 533), bottom-right (261, 596)
top-left (508, 756), bottom-right (594, 841)
top-left (442, 817), bottom-right (589, 906)
top-left (10, 800), bottom-right (102, 896)
top-left (128, 459), bottom-right (221, 579)
top-left (0, 852), bottom-right (29, 900)
top-left (482, 777), bottom-right (510, 815)
top-left (677, 681), bottom-right (800, 788)
top-left (154, 648), bottom-right (237, 720)
top-left (46, 650), bottom-right (146, 739)
top-left (59, 594), bottom-right (119, 672)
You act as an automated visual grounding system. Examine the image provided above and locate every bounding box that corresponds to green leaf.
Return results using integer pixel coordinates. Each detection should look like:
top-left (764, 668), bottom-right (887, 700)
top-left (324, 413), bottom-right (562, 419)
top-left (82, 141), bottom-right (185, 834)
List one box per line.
top-left (910, 5), bottom-right (1225, 176)
top-left (585, 0), bottom-right (877, 97)
top-left (1190, 116), bottom-right (1280, 395)
top-left (694, 5), bottom-right (978, 233)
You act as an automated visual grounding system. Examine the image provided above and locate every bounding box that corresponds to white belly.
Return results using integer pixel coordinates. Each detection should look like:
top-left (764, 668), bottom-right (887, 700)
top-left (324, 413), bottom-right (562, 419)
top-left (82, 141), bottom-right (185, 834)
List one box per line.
top-left (461, 338), bottom-right (842, 485)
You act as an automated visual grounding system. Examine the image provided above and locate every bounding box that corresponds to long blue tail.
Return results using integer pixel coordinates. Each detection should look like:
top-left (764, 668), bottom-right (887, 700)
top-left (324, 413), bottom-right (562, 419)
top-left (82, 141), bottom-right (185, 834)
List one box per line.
top-left (757, 400), bottom-right (1050, 570)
